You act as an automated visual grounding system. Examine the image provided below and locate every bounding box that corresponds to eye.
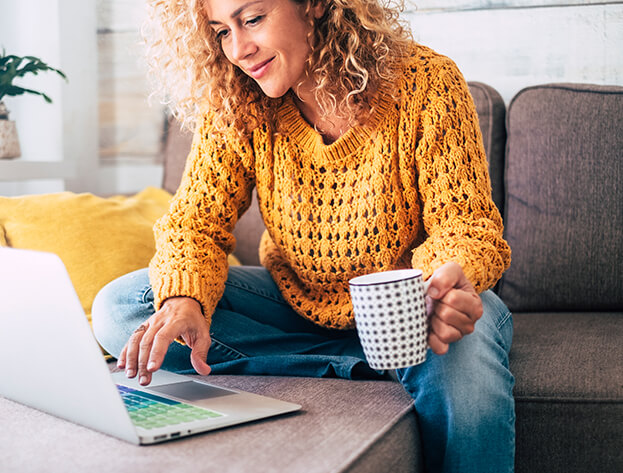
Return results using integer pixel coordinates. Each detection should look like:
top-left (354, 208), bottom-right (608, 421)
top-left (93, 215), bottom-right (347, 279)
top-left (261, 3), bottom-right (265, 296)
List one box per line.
top-left (245, 15), bottom-right (263, 26)
top-left (215, 28), bottom-right (230, 40)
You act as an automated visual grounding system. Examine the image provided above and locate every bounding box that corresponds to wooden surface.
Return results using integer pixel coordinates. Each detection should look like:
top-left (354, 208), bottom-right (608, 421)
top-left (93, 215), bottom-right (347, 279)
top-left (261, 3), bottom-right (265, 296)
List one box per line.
top-left (412, 0), bottom-right (619, 11)
top-left (97, 1), bottom-right (164, 163)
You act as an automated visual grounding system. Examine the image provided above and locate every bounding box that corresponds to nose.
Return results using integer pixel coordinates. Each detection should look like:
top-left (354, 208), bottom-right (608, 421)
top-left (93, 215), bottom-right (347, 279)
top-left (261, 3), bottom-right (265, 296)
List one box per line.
top-left (230, 29), bottom-right (256, 62)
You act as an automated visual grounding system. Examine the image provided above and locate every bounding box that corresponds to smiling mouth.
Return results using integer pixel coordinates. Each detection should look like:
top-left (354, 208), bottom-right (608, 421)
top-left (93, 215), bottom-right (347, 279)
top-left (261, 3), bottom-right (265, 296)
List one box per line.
top-left (248, 57), bottom-right (275, 79)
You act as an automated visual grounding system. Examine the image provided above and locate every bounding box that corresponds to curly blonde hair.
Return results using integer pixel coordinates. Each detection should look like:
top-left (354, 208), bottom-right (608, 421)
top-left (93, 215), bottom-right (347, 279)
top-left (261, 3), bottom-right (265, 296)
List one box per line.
top-left (143, 0), bottom-right (413, 135)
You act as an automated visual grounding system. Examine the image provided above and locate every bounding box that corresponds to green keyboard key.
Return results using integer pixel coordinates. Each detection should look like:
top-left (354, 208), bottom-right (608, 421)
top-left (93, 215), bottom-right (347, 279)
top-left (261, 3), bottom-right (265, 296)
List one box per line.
top-left (117, 384), bottom-right (224, 429)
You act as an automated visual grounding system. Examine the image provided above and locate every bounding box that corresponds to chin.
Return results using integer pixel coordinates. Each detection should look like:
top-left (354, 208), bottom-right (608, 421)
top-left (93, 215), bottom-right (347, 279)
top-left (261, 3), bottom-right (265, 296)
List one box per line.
top-left (258, 82), bottom-right (290, 99)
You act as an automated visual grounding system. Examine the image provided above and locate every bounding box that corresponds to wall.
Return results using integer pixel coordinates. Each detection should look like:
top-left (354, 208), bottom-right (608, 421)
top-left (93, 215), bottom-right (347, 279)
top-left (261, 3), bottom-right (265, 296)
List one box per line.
top-left (96, 0), bottom-right (164, 194)
top-left (406, 0), bottom-right (623, 104)
top-left (0, 0), bottom-right (98, 197)
top-left (0, 0), bottom-right (161, 197)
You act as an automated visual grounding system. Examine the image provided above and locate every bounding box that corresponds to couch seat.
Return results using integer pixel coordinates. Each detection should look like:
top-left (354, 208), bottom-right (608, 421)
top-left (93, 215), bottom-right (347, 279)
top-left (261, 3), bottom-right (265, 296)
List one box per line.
top-left (0, 371), bottom-right (421, 473)
top-left (511, 312), bottom-right (623, 473)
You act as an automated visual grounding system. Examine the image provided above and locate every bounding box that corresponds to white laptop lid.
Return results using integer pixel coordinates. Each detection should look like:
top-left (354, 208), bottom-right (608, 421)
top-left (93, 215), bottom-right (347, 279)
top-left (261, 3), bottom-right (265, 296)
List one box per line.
top-left (0, 248), bottom-right (301, 444)
top-left (0, 248), bottom-right (139, 443)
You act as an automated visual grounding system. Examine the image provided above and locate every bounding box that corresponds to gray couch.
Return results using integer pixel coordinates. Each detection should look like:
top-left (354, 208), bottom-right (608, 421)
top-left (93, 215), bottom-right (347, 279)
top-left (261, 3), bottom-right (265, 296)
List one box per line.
top-left (2, 82), bottom-right (621, 473)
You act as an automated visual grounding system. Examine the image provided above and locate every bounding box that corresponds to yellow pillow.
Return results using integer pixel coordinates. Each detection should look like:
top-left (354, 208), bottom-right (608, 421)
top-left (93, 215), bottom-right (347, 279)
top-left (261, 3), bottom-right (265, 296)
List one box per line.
top-left (0, 187), bottom-right (239, 323)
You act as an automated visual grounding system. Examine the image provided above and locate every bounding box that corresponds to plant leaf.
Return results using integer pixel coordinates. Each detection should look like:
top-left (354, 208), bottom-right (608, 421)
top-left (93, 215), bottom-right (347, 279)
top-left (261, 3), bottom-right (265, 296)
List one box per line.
top-left (0, 51), bottom-right (67, 102)
top-left (0, 85), bottom-right (51, 102)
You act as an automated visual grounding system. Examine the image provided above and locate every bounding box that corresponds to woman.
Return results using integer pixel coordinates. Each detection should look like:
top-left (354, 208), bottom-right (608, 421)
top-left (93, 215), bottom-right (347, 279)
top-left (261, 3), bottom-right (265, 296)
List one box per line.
top-left (92, 1), bottom-right (514, 471)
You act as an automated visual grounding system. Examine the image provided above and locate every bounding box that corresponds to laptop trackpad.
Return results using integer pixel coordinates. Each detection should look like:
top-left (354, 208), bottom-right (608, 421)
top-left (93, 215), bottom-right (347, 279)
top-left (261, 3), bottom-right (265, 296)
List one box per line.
top-left (149, 381), bottom-right (236, 401)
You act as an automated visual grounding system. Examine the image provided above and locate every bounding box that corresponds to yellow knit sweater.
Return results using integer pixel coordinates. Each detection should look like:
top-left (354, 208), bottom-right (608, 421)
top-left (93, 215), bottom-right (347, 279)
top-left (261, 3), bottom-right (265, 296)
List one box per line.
top-left (149, 45), bottom-right (511, 330)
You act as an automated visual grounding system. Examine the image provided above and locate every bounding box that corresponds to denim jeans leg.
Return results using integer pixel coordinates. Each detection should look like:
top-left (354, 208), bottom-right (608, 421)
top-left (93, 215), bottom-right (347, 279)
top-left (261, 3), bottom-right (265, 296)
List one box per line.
top-left (206, 266), bottom-right (380, 379)
top-left (396, 290), bottom-right (515, 473)
top-left (92, 266), bottom-right (380, 379)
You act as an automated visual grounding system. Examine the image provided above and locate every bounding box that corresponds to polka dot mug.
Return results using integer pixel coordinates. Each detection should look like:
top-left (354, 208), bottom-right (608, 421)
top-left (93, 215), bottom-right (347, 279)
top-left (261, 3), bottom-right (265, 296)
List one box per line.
top-left (349, 269), bottom-right (431, 370)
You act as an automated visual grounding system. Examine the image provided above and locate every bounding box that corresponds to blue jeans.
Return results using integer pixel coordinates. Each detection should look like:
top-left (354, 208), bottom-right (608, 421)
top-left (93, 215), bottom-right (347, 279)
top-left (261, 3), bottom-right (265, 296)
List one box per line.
top-left (92, 266), bottom-right (515, 473)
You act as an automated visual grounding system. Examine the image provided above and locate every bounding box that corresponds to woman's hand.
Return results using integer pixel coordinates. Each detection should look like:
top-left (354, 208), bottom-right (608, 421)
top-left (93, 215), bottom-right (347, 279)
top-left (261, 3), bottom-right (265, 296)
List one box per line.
top-left (116, 296), bottom-right (212, 386)
top-left (425, 262), bottom-right (483, 355)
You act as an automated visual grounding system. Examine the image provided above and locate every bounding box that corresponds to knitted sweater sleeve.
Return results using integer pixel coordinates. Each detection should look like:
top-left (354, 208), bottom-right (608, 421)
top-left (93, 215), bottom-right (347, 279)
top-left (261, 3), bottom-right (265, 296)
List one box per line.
top-left (148, 114), bottom-right (255, 323)
top-left (410, 58), bottom-right (511, 291)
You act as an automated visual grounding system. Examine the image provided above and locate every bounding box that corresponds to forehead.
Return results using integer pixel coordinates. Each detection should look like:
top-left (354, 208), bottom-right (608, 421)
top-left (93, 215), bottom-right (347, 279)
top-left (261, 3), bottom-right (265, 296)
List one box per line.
top-left (203, 0), bottom-right (271, 20)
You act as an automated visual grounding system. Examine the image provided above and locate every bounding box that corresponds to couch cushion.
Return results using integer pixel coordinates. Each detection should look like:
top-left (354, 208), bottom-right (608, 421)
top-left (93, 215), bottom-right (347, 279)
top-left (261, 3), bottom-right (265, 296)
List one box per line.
top-left (0, 188), bottom-right (240, 324)
top-left (511, 312), bottom-right (623, 473)
top-left (499, 83), bottom-right (623, 312)
top-left (162, 119), bottom-right (193, 196)
top-left (511, 312), bottom-right (623, 401)
top-left (0, 187), bottom-right (172, 323)
top-left (0, 372), bottom-right (421, 473)
top-left (468, 81), bottom-right (507, 216)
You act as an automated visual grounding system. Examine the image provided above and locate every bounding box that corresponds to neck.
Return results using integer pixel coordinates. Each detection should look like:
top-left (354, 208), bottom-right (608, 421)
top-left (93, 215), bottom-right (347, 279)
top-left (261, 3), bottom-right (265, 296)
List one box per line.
top-left (292, 90), bottom-right (352, 145)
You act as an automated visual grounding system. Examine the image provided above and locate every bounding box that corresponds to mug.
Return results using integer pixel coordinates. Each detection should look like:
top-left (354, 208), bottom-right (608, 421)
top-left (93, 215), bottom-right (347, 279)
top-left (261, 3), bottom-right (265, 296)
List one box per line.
top-left (349, 269), bottom-right (431, 370)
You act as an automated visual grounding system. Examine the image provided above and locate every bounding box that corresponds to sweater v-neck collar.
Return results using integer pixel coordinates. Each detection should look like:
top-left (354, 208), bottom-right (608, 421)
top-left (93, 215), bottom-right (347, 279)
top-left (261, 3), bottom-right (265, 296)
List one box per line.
top-left (277, 87), bottom-right (394, 161)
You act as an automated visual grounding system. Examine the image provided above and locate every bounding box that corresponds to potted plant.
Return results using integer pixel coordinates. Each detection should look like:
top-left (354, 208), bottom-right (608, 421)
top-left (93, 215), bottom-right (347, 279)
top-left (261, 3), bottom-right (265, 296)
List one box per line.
top-left (0, 50), bottom-right (67, 159)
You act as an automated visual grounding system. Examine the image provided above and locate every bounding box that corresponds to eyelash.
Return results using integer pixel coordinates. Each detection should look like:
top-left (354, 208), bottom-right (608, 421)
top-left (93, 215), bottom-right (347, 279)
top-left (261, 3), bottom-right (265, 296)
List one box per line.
top-left (245, 15), bottom-right (263, 26)
top-left (215, 15), bottom-right (264, 41)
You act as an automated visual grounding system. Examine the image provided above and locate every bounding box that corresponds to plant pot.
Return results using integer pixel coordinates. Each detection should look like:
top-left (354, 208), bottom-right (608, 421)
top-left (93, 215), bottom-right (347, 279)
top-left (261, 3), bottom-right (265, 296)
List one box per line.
top-left (0, 102), bottom-right (21, 159)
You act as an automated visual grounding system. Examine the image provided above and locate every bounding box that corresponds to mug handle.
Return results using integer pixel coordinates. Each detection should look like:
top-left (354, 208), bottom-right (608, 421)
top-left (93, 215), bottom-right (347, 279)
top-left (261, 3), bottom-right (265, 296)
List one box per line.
top-left (423, 277), bottom-right (432, 294)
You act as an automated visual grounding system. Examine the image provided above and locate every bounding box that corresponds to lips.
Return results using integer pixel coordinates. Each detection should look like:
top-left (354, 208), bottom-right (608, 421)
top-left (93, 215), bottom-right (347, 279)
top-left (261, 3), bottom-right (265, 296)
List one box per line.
top-left (248, 57), bottom-right (275, 80)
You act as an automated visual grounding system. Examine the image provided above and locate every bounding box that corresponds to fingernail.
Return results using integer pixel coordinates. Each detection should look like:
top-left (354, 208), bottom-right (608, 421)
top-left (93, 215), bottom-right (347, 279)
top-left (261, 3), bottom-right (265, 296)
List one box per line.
top-left (139, 376), bottom-right (148, 385)
top-left (147, 362), bottom-right (156, 371)
top-left (428, 286), bottom-right (439, 298)
top-left (126, 369), bottom-right (135, 378)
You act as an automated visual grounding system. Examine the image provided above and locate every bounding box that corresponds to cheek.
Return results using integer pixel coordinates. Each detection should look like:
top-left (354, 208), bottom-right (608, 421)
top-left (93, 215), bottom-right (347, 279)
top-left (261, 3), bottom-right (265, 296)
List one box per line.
top-left (280, 30), bottom-right (311, 67)
top-left (290, 42), bottom-right (312, 76)
top-left (290, 28), bottom-right (313, 67)
top-left (220, 44), bottom-right (235, 65)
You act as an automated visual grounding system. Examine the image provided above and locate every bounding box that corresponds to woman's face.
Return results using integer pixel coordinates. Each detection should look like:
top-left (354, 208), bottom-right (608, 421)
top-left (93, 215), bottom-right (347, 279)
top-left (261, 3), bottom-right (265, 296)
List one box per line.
top-left (204, 0), bottom-right (323, 98)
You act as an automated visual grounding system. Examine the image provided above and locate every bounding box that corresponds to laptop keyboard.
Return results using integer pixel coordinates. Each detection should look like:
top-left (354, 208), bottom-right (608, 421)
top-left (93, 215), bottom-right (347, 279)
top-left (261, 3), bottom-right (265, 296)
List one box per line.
top-left (117, 385), bottom-right (224, 430)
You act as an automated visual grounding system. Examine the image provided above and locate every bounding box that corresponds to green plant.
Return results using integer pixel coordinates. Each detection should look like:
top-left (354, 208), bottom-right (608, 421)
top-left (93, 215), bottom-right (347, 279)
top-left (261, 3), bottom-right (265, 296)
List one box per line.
top-left (0, 49), bottom-right (67, 104)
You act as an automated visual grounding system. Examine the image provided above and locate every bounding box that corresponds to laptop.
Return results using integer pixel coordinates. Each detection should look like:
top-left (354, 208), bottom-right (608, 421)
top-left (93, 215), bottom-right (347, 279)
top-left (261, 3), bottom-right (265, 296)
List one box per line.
top-left (0, 247), bottom-right (301, 445)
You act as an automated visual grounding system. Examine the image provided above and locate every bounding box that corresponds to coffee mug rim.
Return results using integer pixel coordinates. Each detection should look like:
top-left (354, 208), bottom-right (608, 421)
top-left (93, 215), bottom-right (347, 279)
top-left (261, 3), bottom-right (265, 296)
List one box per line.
top-left (349, 268), bottom-right (424, 287)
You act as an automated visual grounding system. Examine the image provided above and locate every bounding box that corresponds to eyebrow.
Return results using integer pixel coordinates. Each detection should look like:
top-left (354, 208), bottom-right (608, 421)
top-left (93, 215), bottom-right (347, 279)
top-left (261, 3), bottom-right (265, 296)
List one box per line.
top-left (208, 1), bottom-right (264, 25)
